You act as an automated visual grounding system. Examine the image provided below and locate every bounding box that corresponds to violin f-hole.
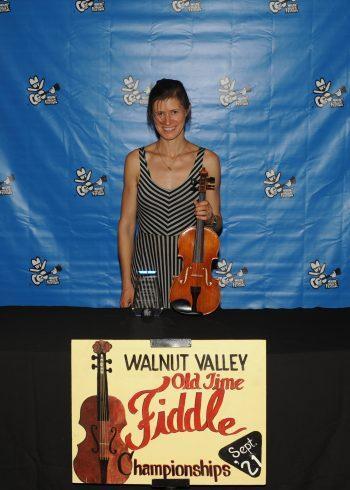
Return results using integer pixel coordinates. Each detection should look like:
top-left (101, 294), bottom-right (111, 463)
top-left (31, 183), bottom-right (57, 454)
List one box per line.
top-left (90, 424), bottom-right (99, 453)
top-left (109, 426), bottom-right (117, 454)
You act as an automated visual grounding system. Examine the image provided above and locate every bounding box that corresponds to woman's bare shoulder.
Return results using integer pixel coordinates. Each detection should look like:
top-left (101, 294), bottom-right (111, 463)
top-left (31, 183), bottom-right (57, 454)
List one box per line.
top-left (123, 148), bottom-right (141, 182)
top-left (203, 148), bottom-right (220, 162)
top-left (203, 148), bottom-right (221, 172)
top-left (125, 148), bottom-right (141, 163)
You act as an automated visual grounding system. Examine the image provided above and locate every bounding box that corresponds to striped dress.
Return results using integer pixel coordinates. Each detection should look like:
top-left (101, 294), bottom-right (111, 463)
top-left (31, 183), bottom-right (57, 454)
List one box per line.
top-left (132, 146), bottom-right (205, 308)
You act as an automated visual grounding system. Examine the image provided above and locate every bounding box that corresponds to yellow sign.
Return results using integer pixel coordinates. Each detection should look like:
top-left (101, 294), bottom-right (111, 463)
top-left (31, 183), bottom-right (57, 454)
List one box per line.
top-left (72, 339), bottom-right (266, 485)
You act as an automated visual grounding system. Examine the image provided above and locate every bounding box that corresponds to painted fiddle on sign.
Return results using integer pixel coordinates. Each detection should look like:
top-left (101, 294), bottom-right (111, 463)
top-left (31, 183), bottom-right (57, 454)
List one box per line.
top-left (170, 167), bottom-right (220, 315)
top-left (73, 340), bottom-right (132, 484)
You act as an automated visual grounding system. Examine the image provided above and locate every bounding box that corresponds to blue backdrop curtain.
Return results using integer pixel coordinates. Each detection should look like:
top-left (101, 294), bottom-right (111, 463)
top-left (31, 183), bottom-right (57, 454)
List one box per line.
top-left (0, 0), bottom-right (349, 308)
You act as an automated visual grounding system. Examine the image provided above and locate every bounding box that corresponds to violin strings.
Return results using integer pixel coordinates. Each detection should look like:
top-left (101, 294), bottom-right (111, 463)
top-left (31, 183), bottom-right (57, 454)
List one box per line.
top-left (99, 354), bottom-right (103, 460)
top-left (103, 354), bottom-right (108, 460)
top-left (105, 355), bottom-right (108, 459)
top-left (100, 355), bottom-right (105, 459)
top-left (98, 353), bottom-right (110, 462)
top-left (104, 355), bottom-right (106, 460)
top-left (99, 355), bottom-right (102, 459)
top-left (103, 354), bottom-right (106, 460)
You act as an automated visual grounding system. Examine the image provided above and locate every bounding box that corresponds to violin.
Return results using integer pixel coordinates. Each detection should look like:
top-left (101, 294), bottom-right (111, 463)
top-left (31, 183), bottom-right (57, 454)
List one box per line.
top-left (170, 167), bottom-right (220, 315)
top-left (73, 340), bottom-right (132, 484)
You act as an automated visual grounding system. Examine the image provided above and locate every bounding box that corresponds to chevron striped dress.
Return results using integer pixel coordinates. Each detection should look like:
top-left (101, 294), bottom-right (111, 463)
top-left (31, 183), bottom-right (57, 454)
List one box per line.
top-left (132, 146), bottom-right (205, 308)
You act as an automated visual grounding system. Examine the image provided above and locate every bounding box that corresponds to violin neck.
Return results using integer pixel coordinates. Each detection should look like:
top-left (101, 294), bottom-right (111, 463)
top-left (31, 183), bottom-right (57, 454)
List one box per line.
top-left (193, 190), bottom-right (206, 263)
top-left (97, 353), bottom-right (109, 421)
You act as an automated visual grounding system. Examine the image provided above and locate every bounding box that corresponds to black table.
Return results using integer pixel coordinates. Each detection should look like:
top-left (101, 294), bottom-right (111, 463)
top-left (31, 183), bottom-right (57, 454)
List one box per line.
top-left (0, 307), bottom-right (349, 490)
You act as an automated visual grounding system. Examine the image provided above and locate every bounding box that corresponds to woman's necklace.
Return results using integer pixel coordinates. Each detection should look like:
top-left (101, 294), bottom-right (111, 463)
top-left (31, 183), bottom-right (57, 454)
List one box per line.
top-left (156, 141), bottom-right (188, 171)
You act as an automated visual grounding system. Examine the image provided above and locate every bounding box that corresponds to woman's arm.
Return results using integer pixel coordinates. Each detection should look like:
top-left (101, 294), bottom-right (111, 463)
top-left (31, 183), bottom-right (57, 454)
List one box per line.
top-left (194, 149), bottom-right (222, 234)
top-left (118, 149), bottom-right (139, 307)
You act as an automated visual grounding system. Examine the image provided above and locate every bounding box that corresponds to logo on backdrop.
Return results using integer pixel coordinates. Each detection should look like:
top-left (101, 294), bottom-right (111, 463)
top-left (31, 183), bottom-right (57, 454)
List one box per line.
top-left (219, 431), bottom-right (262, 478)
top-left (313, 78), bottom-right (346, 108)
top-left (269, 0), bottom-right (299, 14)
top-left (75, 167), bottom-right (107, 197)
top-left (0, 174), bottom-right (15, 196)
top-left (215, 259), bottom-right (248, 288)
top-left (122, 76), bottom-right (150, 106)
top-left (27, 75), bottom-right (60, 106)
top-left (308, 260), bottom-right (341, 289)
top-left (219, 77), bottom-right (252, 107)
top-left (29, 257), bottom-right (62, 286)
top-left (172, 0), bottom-right (202, 12)
top-left (75, 0), bottom-right (105, 12)
top-left (264, 169), bottom-right (296, 198)
top-left (0, 1), bottom-right (10, 13)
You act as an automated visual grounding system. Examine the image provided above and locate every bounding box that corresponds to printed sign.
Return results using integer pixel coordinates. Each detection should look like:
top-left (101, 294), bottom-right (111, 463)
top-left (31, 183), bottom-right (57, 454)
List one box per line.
top-left (71, 339), bottom-right (266, 485)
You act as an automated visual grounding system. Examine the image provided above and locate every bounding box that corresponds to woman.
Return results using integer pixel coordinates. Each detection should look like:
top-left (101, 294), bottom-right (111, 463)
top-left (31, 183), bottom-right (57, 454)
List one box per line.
top-left (118, 79), bottom-right (222, 308)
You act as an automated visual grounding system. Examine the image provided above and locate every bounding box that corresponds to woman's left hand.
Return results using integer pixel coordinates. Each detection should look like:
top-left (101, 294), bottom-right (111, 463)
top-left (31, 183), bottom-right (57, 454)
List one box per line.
top-left (194, 199), bottom-right (213, 223)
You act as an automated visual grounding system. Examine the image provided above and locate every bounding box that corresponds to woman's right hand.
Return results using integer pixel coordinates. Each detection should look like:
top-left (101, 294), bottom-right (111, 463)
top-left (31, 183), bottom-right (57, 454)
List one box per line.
top-left (120, 284), bottom-right (135, 308)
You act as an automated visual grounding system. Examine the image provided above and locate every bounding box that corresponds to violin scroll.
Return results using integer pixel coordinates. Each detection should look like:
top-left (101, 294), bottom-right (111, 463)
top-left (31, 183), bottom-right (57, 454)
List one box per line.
top-left (92, 339), bottom-right (112, 355)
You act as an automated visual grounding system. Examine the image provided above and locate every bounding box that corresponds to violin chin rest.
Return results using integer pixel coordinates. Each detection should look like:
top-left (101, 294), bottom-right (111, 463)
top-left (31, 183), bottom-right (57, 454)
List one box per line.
top-left (170, 299), bottom-right (203, 316)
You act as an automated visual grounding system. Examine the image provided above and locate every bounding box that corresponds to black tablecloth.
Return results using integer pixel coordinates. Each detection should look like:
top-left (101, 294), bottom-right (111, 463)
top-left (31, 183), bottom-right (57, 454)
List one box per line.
top-left (0, 307), bottom-right (349, 490)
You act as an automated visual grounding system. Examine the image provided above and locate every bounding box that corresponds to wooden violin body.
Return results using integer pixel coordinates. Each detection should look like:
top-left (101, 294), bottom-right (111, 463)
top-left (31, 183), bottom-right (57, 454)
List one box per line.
top-left (73, 340), bottom-right (132, 484)
top-left (74, 396), bottom-right (131, 484)
top-left (170, 167), bottom-right (220, 315)
top-left (170, 226), bottom-right (220, 315)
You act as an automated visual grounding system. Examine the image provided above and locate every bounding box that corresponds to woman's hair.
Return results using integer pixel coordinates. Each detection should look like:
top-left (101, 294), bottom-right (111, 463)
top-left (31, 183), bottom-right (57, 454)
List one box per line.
top-left (147, 79), bottom-right (191, 134)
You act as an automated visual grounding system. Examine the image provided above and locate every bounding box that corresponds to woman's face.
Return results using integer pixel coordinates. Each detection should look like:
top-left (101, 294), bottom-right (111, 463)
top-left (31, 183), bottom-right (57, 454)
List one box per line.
top-left (152, 97), bottom-right (189, 141)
